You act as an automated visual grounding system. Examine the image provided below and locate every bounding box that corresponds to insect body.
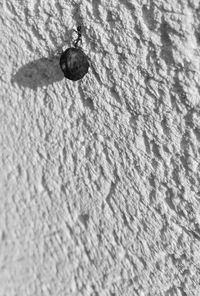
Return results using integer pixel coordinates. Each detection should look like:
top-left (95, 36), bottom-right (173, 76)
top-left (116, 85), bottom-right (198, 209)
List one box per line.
top-left (59, 26), bottom-right (89, 81)
top-left (60, 47), bottom-right (89, 81)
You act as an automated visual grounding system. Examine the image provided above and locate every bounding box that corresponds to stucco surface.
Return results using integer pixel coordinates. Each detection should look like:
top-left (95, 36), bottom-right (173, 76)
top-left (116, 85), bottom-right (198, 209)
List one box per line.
top-left (1, 0), bottom-right (200, 295)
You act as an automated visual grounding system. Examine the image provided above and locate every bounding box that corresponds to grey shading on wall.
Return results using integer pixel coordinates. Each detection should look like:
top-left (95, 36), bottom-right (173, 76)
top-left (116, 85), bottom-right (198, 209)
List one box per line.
top-left (1, 0), bottom-right (200, 296)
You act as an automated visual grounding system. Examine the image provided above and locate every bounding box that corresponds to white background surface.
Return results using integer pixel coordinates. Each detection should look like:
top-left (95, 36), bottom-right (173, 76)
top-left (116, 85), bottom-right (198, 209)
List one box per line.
top-left (1, 0), bottom-right (200, 295)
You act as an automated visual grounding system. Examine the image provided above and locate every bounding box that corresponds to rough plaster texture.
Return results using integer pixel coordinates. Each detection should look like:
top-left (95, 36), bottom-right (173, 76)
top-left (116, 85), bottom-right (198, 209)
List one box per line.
top-left (1, 0), bottom-right (200, 295)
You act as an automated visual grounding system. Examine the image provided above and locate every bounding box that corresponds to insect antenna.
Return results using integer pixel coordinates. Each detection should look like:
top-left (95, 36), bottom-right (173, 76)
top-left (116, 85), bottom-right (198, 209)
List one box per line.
top-left (73, 25), bottom-right (82, 48)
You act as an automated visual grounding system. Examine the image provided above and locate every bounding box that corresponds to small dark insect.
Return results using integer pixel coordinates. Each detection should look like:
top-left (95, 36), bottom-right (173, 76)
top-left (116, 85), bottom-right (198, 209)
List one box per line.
top-left (59, 26), bottom-right (90, 81)
top-left (60, 47), bottom-right (89, 81)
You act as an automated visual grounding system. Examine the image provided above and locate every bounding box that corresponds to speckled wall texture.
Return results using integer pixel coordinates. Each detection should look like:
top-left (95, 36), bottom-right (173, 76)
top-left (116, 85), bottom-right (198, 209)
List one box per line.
top-left (1, 0), bottom-right (200, 295)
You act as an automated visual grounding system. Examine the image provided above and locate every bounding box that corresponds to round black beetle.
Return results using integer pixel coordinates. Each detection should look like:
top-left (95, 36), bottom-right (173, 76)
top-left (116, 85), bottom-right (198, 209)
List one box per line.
top-left (59, 26), bottom-right (89, 81)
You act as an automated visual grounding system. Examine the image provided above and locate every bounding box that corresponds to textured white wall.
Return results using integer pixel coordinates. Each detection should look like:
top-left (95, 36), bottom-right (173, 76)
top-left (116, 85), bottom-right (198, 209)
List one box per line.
top-left (1, 0), bottom-right (200, 295)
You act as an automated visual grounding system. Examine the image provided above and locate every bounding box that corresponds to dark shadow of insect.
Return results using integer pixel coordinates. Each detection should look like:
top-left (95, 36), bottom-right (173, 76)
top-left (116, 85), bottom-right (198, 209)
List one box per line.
top-left (11, 56), bottom-right (63, 90)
